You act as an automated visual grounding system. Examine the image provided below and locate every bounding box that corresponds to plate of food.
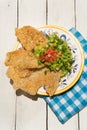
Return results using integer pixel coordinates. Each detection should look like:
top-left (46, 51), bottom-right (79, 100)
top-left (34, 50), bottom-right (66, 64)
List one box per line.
top-left (5, 25), bottom-right (84, 96)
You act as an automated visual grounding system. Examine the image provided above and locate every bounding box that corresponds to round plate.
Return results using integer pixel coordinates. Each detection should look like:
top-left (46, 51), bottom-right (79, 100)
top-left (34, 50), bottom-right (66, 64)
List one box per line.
top-left (15, 25), bottom-right (84, 96)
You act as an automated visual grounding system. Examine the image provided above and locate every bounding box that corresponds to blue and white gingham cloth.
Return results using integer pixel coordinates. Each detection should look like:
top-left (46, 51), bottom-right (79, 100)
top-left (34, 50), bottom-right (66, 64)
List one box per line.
top-left (43, 28), bottom-right (87, 124)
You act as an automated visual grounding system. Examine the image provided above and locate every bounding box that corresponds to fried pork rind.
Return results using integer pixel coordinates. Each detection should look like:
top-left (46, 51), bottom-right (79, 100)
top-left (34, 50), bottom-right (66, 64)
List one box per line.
top-left (44, 70), bottom-right (61, 96)
top-left (15, 26), bottom-right (48, 51)
top-left (7, 67), bottom-right (61, 96)
top-left (5, 25), bottom-right (62, 96)
top-left (5, 49), bottom-right (44, 69)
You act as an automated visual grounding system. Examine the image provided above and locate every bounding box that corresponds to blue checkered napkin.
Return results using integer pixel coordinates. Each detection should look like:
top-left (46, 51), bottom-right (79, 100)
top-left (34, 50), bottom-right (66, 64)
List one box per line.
top-left (43, 28), bottom-right (87, 124)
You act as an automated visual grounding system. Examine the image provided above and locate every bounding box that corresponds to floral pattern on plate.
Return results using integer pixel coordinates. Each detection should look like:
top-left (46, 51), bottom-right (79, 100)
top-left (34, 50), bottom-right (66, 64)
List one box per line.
top-left (38, 25), bottom-right (84, 95)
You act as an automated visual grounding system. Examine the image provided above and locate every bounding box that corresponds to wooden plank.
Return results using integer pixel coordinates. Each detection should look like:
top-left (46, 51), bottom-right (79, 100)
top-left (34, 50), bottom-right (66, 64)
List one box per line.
top-left (76, 0), bottom-right (87, 130)
top-left (47, 0), bottom-right (78, 130)
top-left (76, 0), bottom-right (87, 38)
top-left (16, 0), bottom-right (46, 130)
top-left (48, 108), bottom-right (78, 130)
top-left (79, 108), bottom-right (87, 130)
top-left (18, 0), bottom-right (46, 27)
top-left (16, 95), bottom-right (46, 130)
top-left (0, 0), bottom-right (17, 130)
top-left (48, 0), bottom-right (75, 29)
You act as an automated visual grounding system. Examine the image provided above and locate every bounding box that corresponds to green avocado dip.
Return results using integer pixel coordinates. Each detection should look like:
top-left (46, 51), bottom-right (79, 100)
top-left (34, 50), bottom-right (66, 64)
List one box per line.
top-left (32, 33), bottom-right (73, 77)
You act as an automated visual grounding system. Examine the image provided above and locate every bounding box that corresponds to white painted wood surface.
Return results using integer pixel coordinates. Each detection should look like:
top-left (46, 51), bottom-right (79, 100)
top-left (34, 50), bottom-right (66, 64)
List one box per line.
top-left (0, 0), bottom-right (16, 130)
top-left (0, 0), bottom-right (87, 130)
top-left (48, 1), bottom-right (78, 130)
top-left (76, 1), bottom-right (87, 130)
top-left (16, 1), bottom-right (46, 130)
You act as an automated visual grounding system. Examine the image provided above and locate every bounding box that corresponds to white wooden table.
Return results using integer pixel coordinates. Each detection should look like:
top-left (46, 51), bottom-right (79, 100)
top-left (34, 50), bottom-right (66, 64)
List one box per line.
top-left (0, 0), bottom-right (87, 130)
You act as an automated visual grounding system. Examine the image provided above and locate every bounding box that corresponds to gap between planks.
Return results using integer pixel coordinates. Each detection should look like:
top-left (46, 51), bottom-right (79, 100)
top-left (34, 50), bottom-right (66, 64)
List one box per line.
top-left (14, 0), bottom-right (19, 130)
top-left (46, 0), bottom-right (48, 130)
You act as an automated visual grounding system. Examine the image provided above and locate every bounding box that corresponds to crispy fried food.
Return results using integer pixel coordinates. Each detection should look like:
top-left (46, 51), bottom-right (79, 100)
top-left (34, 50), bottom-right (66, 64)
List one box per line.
top-left (7, 67), bottom-right (46, 94)
top-left (44, 70), bottom-right (61, 96)
top-left (5, 25), bottom-right (62, 96)
top-left (7, 67), bottom-right (61, 96)
top-left (15, 26), bottom-right (48, 51)
top-left (5, 49), bottom-right (44, 69)
top-left (13, 68), bottom-right (33, 78)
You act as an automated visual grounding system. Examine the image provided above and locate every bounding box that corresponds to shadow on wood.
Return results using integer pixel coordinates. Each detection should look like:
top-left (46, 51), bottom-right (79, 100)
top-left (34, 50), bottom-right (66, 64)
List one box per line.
top-left (16, 89), bottom-right (44, 101)
top-left (10, 79), bottom-right (44, 101)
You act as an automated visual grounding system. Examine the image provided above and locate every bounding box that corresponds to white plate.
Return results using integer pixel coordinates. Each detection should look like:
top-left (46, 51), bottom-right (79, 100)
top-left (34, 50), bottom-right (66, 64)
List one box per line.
top-left (15, 25), bottom-right (84, 96)
top-left (37, 25), bottom-right (84, 95)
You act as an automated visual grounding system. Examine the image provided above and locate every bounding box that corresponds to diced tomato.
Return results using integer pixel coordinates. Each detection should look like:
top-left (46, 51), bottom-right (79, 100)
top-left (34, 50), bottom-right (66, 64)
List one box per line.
top-left (40, 47), bottom-right (61, 63)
